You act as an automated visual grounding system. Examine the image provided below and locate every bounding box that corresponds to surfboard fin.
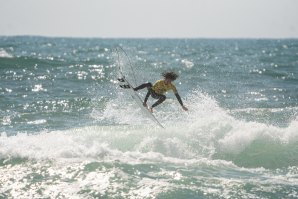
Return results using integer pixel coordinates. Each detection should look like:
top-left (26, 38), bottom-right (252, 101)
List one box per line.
top-left (120, 85), bottom-right (131, 89)
top-left (117, 78), bottom-right (125, 82)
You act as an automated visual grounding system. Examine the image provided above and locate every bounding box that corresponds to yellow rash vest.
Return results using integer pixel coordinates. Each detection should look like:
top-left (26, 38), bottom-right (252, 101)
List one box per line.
top-left (152, 80), bottom-right (177, 95)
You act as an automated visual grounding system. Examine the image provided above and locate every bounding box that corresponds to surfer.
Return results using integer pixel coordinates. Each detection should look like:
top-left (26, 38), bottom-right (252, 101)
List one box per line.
top-left (133, 72), bottom-right (188, 112)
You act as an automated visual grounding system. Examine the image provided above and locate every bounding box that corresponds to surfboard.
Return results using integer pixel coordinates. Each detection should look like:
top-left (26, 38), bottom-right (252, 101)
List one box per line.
top-left (117, 76), bottom-right (164, 129)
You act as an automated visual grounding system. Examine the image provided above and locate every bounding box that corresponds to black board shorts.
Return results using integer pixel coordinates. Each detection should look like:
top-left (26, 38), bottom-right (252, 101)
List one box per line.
top-left (149, 88), bottom-right (165, 99)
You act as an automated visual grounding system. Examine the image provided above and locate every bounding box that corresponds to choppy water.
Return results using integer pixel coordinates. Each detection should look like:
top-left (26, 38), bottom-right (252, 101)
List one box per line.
top-left (0, 36), bottom-right (298, 198)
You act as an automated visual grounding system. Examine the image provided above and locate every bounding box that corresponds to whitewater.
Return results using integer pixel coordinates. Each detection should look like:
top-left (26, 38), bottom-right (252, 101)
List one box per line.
top-left (0, 36), bottom-right (298, 198)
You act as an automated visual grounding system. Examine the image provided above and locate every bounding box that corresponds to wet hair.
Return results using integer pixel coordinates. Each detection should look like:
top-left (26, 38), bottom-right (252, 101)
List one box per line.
top-left (161, 71), bottom-right (179, 81)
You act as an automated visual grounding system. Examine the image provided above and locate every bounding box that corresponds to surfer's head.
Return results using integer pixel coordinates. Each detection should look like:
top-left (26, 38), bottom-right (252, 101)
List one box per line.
top-left (162, 71), bottom-right (179, 82)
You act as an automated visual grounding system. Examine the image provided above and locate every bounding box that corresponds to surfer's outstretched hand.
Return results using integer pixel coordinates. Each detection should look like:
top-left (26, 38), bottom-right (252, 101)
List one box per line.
top-left (182, 105), bottom-right (188, 111)
top-left (143, 102), bottom-right (147, 107)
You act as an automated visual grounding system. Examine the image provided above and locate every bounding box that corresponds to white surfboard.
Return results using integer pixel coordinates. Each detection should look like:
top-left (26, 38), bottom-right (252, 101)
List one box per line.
top-left (117, 76), bottom-right (164, 129)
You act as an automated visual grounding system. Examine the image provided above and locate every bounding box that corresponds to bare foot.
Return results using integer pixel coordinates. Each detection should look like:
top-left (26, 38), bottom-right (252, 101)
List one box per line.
top-left (149, 107), bottom-right (153, 113)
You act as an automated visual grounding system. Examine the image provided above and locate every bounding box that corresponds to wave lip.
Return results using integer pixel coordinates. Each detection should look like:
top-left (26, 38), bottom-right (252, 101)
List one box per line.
top-left (169, 90), bottom-right (298, 169)
top-left (90, 87), bottom-right (298, 169)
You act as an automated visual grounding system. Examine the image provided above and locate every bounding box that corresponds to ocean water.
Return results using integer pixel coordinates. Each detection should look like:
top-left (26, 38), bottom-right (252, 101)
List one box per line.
top-left (0, 36), bottom-right (298, 198)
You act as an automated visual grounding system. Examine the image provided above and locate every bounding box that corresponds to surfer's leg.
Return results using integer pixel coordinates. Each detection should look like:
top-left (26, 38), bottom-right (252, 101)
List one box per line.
top-left (151, 95), bottom-right (166, 108)
top-left (144, 90), bottom-right (151, 102)
top-left (134, 83), bottom-right (152, 91)
top-left (143, 90), bottom-right (151, 107)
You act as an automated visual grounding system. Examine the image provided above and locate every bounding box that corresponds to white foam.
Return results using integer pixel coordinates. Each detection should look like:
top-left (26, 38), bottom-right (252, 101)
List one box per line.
top-left (32, 84), bottom-right (47, 92)
top-left (0, 125), bottom-right (233, 169)
top-left (1, 90), bottom-right (297, 169)
top-left (27, 119), bottom-right (47, 125)
top-left (91, 91), bottom-right (156, 126)
top-left (1, 114), bottom-right (298, 198)
top-left (0, 49), bottom-right (13, 58)
top-left (91, 88), bottom-right (298, 162)
top-left (178, 90), bottom-right (298, 156)
top-left (181, 59), bottom-right (194, 69)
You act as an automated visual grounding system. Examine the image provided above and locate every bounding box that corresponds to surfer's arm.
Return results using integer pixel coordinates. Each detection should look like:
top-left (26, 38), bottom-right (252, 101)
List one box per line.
top-left (175, 93), bottom-right (183, 106)
top-left (175, 93), bottom-right (188, 111)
